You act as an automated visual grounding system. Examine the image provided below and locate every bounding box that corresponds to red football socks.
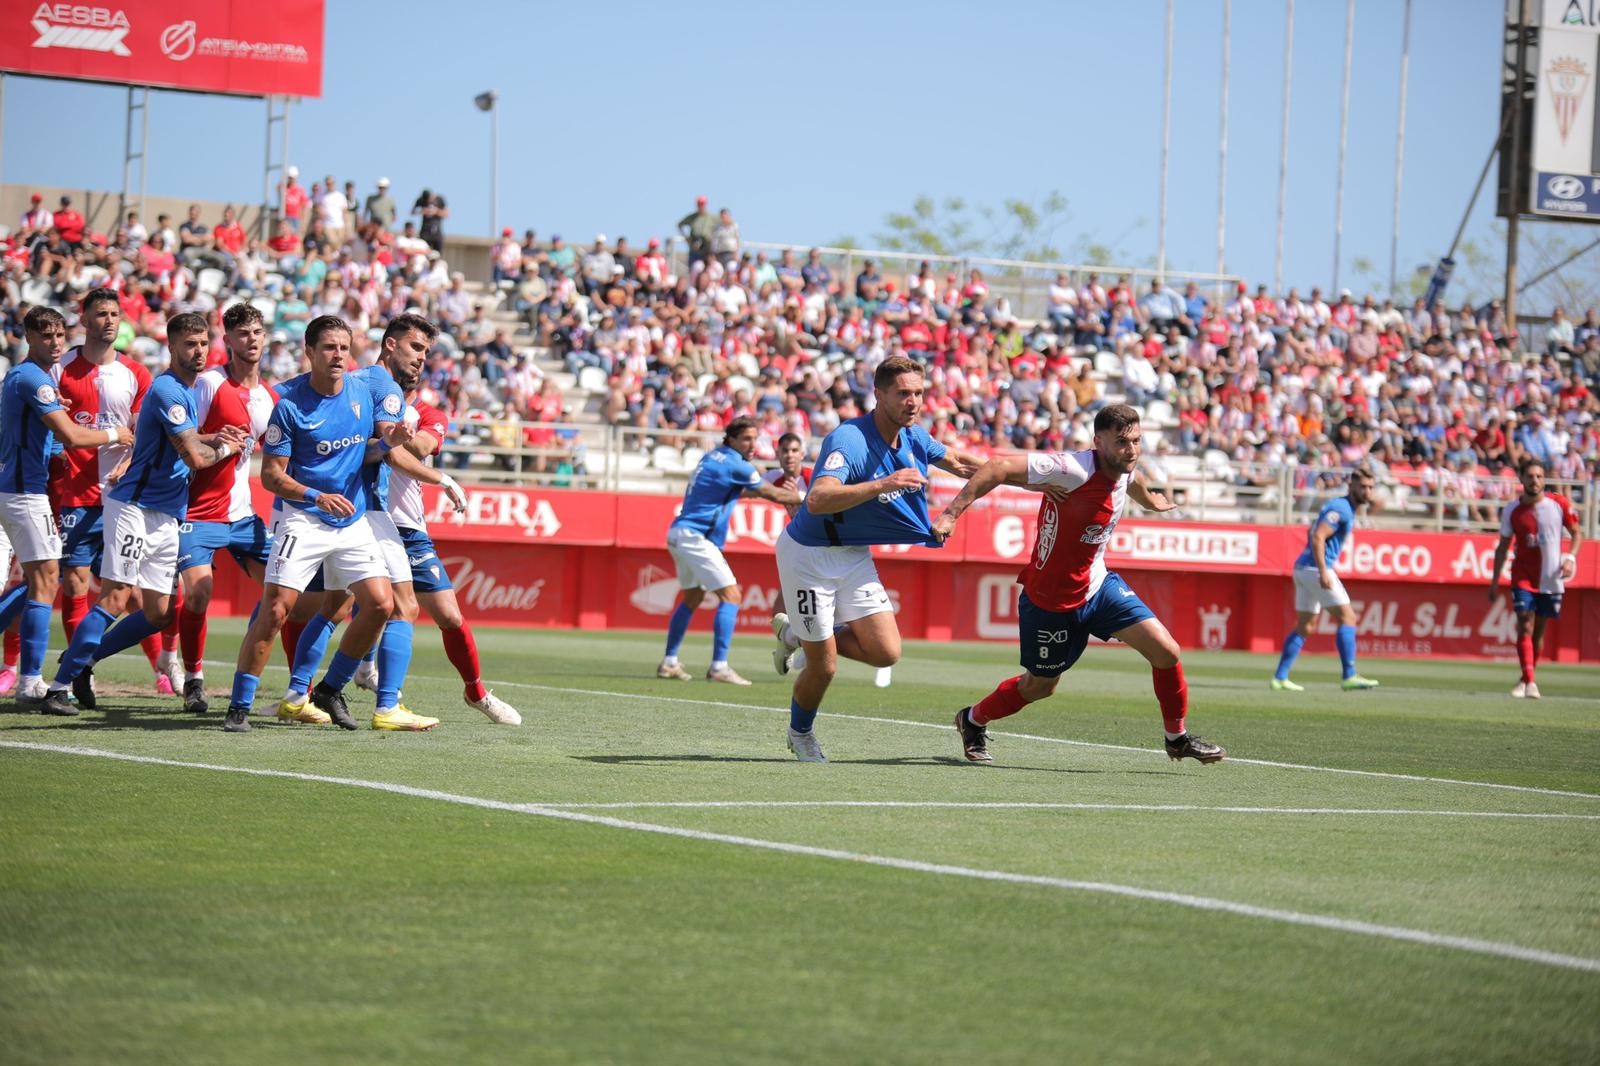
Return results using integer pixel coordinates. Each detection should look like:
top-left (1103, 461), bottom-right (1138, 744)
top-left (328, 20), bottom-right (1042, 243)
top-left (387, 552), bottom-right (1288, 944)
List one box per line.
top-left (1152, 663), bottom-right (1188, 735)
top-left (62, 594), bottom-right (91, 642)
top-left (1517, 634), bottom-right (1535, 684)
top-left (442, 624), bottom-right (486, 703)
top-left (180, 607), bottom-right (207, 674)
top-left (971, 675), bottom-right (1028, 726)
top-left (281, 618), bottom-right (306, 666)
top-left (3, 625), bottom-right (18, 669)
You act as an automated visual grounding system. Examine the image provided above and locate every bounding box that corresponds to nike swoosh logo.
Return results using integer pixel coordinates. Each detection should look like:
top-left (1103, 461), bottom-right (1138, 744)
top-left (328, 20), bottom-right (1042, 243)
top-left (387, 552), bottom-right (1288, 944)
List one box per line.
top-left (1120, 589), bottom-right (1135, 597)
top-left (306, 421), bottom-right (325, 430)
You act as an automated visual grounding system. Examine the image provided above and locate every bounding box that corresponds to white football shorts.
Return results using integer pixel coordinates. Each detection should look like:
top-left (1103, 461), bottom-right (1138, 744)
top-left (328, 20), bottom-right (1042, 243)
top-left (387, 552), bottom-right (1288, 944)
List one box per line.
top-left (366, 510), bottom-right (412, 585)
top-left (775, 529), bottom-right (894, 643)
top-left (667, 526), bottom-right (737, 591)
top-left (1292, 565), bottom-right (1351, 614)
top-left (0, 491), bottom-right (61, 564)
top-left (265, 506), bottom-right (388, 592)
top-left (101, 497), bottom-right (180, 593)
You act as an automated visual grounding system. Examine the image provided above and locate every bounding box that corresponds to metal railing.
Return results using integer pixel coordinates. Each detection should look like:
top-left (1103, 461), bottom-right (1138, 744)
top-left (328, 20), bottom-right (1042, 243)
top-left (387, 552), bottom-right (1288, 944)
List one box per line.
top-left (434, 423), bottom-right (1598, 538)
top-left (661, 237), bottom-right (1245, 322)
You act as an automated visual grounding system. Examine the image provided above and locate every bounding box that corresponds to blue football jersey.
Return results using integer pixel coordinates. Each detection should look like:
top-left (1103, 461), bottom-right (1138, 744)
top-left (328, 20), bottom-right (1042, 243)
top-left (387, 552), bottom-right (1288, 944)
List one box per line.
top-left (785, 415), bottom-right (948, 548)
top-left (671, 445), bottom-right (762, 547)
top-left (1296, 496), bottom-right (1355, 568)
top-left (108, 371), bottom-right (198, 519)
top-left (0, 360), bottom-right (65, 495)
top-left (349, 364), bottom-right (406, 511)
top-left (263, 372), bottom-right (376, 528)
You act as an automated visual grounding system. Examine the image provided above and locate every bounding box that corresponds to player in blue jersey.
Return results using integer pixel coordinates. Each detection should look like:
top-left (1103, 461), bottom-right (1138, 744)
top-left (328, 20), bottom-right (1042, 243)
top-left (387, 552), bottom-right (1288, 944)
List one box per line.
top-left (274, 315), bottom-right (469, 724)
top-left (38, 314), bottom-right (248, 716)
top-left (1272, 467), bottom-right (1380, 691)
top-left (657, 416), bottom-right (800, 684)
top-left (222, 315), bottom-right (416, 733)
top-left (0, 307), bottom-right (134, 706)
top-left (769, 355), bottom-right (983, 761)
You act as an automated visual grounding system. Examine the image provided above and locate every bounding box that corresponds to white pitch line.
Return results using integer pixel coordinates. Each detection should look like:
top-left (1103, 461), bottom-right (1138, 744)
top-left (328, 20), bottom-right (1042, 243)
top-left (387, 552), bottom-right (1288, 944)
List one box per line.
top-left (196, 659), bottom-right (1600, 801)
top-left (535, 800), bottom-right (1600, 819)
top-left (3, 739), bottom-right (1597, 975)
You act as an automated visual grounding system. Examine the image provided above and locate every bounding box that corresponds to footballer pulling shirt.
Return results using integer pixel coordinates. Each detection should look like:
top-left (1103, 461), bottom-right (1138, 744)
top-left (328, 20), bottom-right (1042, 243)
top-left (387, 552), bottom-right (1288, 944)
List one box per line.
top-left (785, 415), bottom-right (947, 548)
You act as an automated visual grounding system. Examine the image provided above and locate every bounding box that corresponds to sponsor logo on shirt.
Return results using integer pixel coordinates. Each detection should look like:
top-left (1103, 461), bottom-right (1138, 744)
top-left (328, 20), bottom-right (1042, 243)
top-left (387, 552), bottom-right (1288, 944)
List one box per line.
top-left (315, 434), bottom-right (364, 457)
top-left (1034, 503), bottom-right (1059, 567)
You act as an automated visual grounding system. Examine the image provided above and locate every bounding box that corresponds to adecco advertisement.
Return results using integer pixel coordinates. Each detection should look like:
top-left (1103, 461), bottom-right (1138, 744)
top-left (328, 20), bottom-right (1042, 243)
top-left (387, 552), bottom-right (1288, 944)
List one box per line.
top-left (2, 1), bottom-right (324, 97)
top-left (218, 485), bottom-right (1597, 662)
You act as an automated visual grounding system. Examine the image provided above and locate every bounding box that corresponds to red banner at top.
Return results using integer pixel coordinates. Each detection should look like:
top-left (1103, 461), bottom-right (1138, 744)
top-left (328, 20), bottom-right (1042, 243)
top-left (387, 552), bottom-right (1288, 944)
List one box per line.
top-left (2, 1), bottom-right (324, 98)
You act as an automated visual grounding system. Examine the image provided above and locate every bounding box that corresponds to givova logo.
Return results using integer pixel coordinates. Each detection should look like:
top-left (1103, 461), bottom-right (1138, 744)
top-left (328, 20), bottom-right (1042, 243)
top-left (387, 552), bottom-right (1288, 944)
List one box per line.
top-left (30, 4), bottom-right (131, 56)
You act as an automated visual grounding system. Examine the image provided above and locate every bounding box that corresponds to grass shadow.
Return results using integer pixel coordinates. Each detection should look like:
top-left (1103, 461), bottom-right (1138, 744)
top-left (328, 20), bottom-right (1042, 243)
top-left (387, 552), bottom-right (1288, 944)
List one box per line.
top-left (571, 753), bottom-right (1183, 777)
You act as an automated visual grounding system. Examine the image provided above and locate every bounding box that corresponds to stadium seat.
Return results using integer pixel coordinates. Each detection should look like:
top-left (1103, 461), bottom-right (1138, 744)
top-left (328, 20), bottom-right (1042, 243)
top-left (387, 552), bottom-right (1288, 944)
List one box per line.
top-left (1095, 352), bottom-right (1122, 377)
top-left (196, 268), bottom-right (227, 297)
top-left (726, 375), bottom-right (754, 395)
top-left (20, 278), bottom-right (53, 306)
top-left (577, 366), bottom-right (609, 394)
top-left (250, 296), bottom-right (277, 321)
top-left (1145, 399), bottom-right (1174, 425)
top-left (695, 373), bottom-right (718, 395)
top-left (651, 444), bottom-right (681, 471)
top-left (76, 265), bottom-right (109, 289)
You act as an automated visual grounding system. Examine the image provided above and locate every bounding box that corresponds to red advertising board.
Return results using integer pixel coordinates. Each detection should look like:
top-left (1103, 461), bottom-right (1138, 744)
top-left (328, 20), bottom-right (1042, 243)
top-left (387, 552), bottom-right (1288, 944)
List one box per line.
top-left (1, 1), bottom-right (324, 98)
top-left (215, 485), bottom-right (1597, 663)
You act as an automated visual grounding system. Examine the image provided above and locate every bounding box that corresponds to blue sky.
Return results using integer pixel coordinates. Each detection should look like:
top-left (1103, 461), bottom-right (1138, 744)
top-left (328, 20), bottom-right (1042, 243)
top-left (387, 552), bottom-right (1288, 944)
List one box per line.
top-left (3, 0), bottom-right (1510, 292)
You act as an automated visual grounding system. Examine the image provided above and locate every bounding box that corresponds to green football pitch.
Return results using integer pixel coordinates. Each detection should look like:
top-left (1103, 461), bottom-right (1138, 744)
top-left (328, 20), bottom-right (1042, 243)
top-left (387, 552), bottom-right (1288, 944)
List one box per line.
top-left (2, 620), bottom-right (1597, 1065)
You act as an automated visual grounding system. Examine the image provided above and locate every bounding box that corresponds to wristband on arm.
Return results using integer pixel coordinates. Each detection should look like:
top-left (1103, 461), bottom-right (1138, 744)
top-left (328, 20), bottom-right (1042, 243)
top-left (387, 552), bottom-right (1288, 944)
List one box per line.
top-left (304, 488), bottom-right (322, 505)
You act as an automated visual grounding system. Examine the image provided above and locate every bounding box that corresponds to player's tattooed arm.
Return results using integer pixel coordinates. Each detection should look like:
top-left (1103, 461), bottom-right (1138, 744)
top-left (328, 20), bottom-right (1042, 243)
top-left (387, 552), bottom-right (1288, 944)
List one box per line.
top-left (1127, 470), bottom-right (1177, 513)
top-left (261, 453), bottom-right (356, 518)
top-left (170, 424), bottom-right (250, 471)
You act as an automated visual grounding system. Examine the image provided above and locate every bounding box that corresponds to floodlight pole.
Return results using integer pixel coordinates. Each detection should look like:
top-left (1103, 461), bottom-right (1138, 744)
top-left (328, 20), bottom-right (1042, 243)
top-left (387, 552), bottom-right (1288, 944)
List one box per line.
top-left (1504, 0), bottom-right (1527, 328)
top-left (1275, 0), bottom-right (1294, 296)
top-left (1158, 0), bottom-right (1173, 281)
top-left (1217, 0), bottom-right (1230, 286)
top-left (1390, 0), bottom-right (1413, 298)
top-left (490, 99), bottom-right (499, 238)
top-left (1333, 0), bottom-right (1354, 292)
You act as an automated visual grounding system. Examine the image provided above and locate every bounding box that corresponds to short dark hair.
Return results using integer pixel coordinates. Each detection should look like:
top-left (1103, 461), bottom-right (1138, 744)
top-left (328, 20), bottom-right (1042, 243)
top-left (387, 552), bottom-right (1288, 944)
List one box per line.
top-left (167, 312), bottom-right (209, 340)
top-left (724, 416), bottom-right (758, 442)
top-left (873, 354), bottom-right (923, 391)
top-left (382, 312), bottom-right (439, 347)
top-left (80, 288), bottom-right (119, 317)
top-left (23, 306), bottom-right (66, 333)
top-left (777, 432), bottom-right (803, 450)
top-left (1092, 403), bottom-right (1141, 436)
top-left (222, 302), bottom-right (264, 332)
top-left (1518, 457), bottom-right (1545, 477)
top-left (304, 315), bottom-right (352, 349)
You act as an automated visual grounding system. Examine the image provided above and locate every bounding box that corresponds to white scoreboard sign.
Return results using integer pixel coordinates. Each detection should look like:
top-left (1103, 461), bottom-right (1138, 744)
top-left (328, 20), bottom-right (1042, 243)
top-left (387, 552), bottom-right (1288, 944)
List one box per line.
top-left (1531, 0), bottom-right (1600, 220)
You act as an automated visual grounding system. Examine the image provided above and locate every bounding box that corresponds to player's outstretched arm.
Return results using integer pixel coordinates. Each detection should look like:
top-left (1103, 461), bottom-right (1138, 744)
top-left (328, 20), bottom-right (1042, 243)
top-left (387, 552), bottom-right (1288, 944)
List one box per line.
top-left (382, 439), bottom-right (466, 512)
top-left (1128, 470), bottom-right (1177, 513)
top-left (41, 409), bottom-right (133, 450)
top-left (932, 449), bottom-right (986, 479)
top-left (931, 454), bottom-right (1027, 539)
top-left (745, 479), bottom-right (802, 507)
top-left (261, 454), bottom-right (355, 519)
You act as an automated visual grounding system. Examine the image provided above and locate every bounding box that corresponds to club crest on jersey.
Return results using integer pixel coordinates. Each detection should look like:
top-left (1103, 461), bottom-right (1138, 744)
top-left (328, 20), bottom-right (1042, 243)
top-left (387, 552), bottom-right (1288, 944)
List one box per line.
top-left (165, 404), bottom-right (187, 426)
top-left (1034, 504), bottom-right (1059, 567)
top-left (350, 401), bottom-right (362, 417)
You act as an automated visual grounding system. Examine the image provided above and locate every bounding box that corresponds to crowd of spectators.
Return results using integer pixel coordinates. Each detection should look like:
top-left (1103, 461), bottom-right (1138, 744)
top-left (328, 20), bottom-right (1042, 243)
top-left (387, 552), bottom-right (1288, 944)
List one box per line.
top-left (3, 181), bottom-right (1598, 518)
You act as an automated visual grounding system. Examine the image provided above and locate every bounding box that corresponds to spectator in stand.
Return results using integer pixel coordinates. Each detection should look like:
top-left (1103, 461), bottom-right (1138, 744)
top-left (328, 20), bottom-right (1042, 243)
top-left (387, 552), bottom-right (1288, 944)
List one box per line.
top-left (1139, 278), bottom-right (1190, 336)
top-left (546, 233), bottom-right (575, 276)
top-left (413, 188), bottom-right (448, 252)
top-left (711, 208), bottom-right (741, 268)
top-left (51, 196), bottom-right (84, 251)
top-left (1546, 306), bottom-right (1577, 357)
top-left (18, 193), bottom-right (52, 241)
top-left (317, 177), bottom-right (349, 250)
top-left (280, 166), bottom-right (308, 231)
top-left (438, 272), bottom-right (472, 336)
top-left (116, 210), bottom-right (147, 253)
top-left (365, 177), bottom-right (397, 230)
top-left (581, 235), bottom-right (616, 299)
top-left (267, 219), bottom-right (302, 270)
top-left (801, 247), bottom-right (833, 292)
top-left (677, 195), bottom-right (715, 267)
top-left (212, 206), bottom-right (246, 267)
top-left (492, 227), bottom-right (523, 285)
top-left (177, 205), bottom-right (212, 268)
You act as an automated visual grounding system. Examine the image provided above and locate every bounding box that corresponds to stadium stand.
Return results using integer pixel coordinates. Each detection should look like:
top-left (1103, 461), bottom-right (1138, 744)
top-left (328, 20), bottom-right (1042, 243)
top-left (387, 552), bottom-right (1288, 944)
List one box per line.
top-left (2, 180), bottom-right (1596, 534)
